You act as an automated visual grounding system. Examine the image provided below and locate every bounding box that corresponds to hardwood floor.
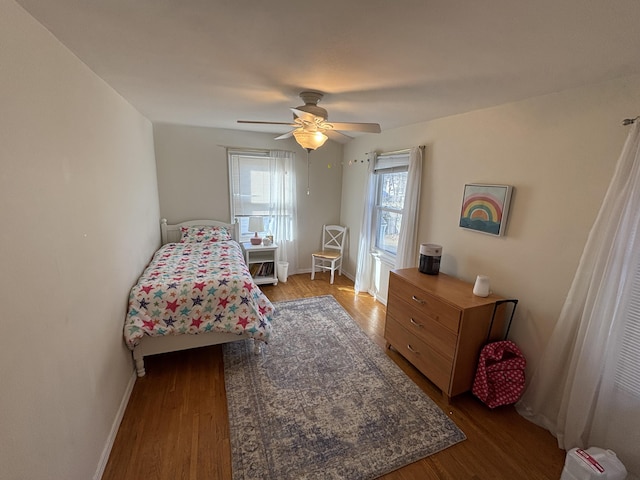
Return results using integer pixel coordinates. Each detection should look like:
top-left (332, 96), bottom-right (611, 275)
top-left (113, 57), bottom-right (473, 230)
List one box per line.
top-left (103, 272), bottom-right (566, 479)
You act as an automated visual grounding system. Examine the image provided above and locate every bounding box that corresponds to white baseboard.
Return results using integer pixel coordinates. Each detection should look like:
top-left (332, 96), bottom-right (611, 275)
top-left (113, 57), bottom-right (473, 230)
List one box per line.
top-left (93, 370), bottom-right (137, 480)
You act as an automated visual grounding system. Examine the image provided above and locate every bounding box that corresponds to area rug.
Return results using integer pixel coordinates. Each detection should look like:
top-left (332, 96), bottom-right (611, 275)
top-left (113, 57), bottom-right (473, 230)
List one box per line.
top-left (223, 295), bottom-right (466, 480)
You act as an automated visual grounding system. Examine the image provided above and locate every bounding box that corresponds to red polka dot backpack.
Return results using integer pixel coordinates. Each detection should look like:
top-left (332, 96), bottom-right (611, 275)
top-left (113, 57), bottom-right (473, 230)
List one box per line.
top-left (472, 300), bottom-right (526, 408)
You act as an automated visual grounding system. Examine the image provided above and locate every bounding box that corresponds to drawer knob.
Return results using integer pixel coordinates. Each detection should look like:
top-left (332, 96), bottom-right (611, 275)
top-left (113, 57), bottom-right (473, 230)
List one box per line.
top-left (411, 295), bottom-right (425, 305)
top-left (407, 344), bottom-right (419, 354)
top-left (410, 318), bottom-right (423, 328)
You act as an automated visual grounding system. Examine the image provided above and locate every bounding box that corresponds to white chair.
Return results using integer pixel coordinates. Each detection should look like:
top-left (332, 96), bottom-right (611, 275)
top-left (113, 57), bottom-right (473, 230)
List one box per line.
top-left (311, 225), bottom-right (347, 284)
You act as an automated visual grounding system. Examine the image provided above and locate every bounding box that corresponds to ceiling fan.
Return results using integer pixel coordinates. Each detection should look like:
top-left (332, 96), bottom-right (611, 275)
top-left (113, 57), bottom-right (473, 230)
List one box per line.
top-left (237, 91), bottom-right (381, 151)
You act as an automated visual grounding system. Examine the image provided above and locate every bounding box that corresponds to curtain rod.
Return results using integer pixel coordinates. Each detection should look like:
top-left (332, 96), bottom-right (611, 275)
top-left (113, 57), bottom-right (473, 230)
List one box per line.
top-left (219, 145), bottom-right (268, 153)
top-left (622, 116), bottom-right (639, 125)
top-left (378, 145), bottom-right (425, 156)
top-left (217, 145), bottom-right (295, 154)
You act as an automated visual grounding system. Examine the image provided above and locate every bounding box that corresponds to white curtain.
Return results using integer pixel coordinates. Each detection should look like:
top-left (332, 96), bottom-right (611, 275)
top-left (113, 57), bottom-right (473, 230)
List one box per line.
top-left (395, 146), bottom-right (423, 269)
top-left (354, 152), bottom-right (377, 294)
top-left (516, 121), bottom-right (640, 476)
top-left (268, 150), bottom-right (298, 274)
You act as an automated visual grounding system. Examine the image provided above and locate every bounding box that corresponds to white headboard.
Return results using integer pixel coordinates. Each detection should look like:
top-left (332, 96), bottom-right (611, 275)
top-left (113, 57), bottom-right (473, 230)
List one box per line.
top-left (160, 218), bottom-right (240, 245)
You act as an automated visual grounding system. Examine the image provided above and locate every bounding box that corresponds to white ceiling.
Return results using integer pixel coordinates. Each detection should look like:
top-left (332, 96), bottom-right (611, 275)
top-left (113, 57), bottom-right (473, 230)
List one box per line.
top-left (15, 0), bottom-right (640, 137)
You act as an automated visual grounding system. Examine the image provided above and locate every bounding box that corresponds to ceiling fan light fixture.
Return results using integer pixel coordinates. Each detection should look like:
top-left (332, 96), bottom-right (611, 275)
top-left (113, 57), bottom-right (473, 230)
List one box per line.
top-left (293, 129), bottom-right (328, 151)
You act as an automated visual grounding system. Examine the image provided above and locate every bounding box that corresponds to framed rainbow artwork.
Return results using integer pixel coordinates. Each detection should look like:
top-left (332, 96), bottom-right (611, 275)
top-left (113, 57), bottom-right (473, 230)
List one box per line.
top-left (459, 184), bottom-right (513, 236)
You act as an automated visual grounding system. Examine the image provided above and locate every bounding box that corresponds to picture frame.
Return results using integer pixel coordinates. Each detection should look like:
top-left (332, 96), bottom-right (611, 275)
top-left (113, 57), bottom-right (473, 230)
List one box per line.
top-left (459, 184), bottom-right (513, 236)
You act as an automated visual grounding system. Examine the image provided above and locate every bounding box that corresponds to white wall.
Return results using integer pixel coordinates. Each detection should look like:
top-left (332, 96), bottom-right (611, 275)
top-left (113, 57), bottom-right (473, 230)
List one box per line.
top-left (153, 123), bottom-right (344, 273)
top-left (0, 2), bottom-right (160, 479)
top-left (341, 74), bottom-right (640, 377)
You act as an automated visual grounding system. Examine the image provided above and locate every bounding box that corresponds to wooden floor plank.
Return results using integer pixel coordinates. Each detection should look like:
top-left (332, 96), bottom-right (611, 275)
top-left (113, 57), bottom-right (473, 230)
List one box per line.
top-left (103, 273), bottom-right (565, 479)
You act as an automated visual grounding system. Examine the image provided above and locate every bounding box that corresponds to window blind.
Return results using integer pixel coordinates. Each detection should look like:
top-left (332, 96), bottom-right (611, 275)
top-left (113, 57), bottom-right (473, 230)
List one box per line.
top-left (615, 261), bottom-right (640, 396)
top-left (229, 152), bottom-right (271, 217)
top-left (374, 152), bottom-right (410, 173)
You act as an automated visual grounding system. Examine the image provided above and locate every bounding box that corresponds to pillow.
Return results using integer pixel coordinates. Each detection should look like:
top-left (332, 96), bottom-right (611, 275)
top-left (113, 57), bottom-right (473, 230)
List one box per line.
top-left (180, 225), bottom-right (231, 243)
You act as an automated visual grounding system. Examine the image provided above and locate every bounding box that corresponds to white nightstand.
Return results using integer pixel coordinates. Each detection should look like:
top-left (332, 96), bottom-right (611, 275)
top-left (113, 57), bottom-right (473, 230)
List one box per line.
top-left (242, 242), bottom-right (278, 285)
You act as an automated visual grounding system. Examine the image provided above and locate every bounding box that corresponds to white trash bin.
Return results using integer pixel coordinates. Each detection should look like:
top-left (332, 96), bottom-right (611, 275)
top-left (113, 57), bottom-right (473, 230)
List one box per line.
top-left (277, 261), bottom-right (289, 283)
top-left (560, 447), bottom-right (626, 480)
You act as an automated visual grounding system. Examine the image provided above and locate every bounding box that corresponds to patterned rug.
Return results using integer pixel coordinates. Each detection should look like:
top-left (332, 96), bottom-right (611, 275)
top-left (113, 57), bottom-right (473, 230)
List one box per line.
top-left (223, 295), bottom-right (466, 480)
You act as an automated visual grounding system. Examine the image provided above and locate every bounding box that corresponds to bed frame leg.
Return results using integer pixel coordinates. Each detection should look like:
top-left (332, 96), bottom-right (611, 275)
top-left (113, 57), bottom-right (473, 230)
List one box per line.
top-left (133, 351), bottom-right (146, 377)
top-left (253, 339), bottom-right (264, 355)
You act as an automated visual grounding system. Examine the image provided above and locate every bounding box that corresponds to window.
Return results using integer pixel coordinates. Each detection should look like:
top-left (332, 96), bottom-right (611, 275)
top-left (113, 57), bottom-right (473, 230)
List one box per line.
top-left (229, 151), bottom-right (271, 240)
top-left (373, 152), bottom-right (409, 257)
top-left (228, 149), bottom-right (296, 244)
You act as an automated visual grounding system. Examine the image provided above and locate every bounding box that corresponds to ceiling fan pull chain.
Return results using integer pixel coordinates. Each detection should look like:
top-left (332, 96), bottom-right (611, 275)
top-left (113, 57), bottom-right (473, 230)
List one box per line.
top-left (307, 151), bottom-right (311, 195)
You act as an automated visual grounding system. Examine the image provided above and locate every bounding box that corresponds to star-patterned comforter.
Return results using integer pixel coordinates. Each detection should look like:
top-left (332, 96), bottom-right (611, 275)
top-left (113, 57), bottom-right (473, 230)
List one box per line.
top-left (124, 241), bottom-right (274, 349)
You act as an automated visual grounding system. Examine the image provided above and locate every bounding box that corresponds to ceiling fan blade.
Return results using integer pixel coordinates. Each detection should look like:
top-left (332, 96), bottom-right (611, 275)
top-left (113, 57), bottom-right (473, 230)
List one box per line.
top-left (274, 130), bottom-right (296, 140)
top-left (325, 130), bottom-right (353, 144)
top-left (237, 120), bottom-right (296, 126)
top-left (326, 122), bottom-right (381, 133)
top-left (291, 108), bottom-right (319, 123)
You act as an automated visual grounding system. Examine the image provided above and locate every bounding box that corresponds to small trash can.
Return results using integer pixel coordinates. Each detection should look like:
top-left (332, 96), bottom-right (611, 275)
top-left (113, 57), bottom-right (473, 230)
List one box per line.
top-left (277, 261), bottom-right (289, 283)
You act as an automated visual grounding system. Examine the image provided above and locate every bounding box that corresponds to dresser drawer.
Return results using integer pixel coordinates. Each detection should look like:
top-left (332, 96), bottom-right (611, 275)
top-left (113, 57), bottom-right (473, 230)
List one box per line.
top-left (388, 275), bottom-right (461, 334)
top-left (385, 317), bottom-right (452, 393)
top-left (386, 293), bottom-right (457, 361)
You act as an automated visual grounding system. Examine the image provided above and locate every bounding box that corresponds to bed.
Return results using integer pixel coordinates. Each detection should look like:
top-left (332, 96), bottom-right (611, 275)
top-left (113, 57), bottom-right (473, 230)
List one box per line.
top-left (124, 218), bottom-right (274, 376)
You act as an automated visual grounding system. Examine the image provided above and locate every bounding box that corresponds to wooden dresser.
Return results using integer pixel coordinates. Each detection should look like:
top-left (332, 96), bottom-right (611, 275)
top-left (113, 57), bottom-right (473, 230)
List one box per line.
top-left (384, 268), bottom-right (506, 401)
